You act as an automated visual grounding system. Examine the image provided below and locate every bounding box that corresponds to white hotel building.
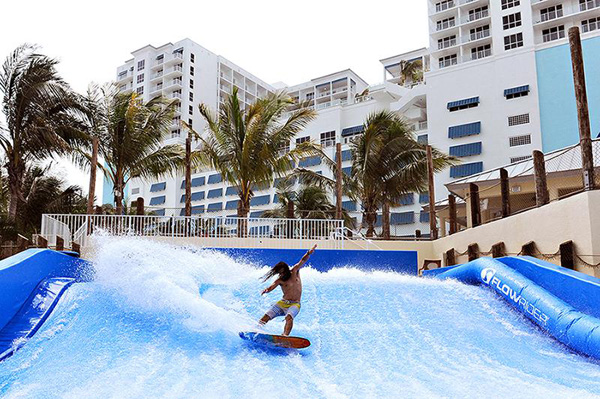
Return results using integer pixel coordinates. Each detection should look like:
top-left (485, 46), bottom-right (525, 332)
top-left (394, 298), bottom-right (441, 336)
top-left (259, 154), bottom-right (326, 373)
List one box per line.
top-left (109, 0), bottom-right (600, 236)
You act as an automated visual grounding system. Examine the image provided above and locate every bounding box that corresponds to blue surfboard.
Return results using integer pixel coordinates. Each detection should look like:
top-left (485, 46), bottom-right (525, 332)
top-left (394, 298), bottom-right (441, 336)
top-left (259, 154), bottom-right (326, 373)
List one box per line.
top-left (239, 331), bottom-right (311, 349)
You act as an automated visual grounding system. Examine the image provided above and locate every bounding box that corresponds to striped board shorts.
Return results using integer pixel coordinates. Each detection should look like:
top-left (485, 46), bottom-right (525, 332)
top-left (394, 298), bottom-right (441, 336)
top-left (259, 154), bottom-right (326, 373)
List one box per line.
top-left (266, 299), bottom-right (301, 319)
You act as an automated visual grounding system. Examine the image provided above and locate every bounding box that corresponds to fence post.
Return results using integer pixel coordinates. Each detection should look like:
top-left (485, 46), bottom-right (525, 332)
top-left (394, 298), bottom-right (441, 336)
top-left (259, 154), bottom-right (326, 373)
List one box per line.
top-left (469, 183), bottom-right (481, 227)
top-left (448, 194), bottom-right (457, 235)
top-left (569, 26), bottom-right (595, 190)
top-left (72, 242), bottom-right (81, 255)
top-left (521, 241), bottom-right (536, 257)
top-left (560, 240), bottom-right (575, 270)
top-left (16, 234), bottom-right (29, 253)
top-left (56, 236), bottom-right (64, 251)
top-left (426, 146), bottom-right (438, 239)
top-left (500, 168), bottom-right (511, 217)
top-left (37, 235), bottom-right (48, 248)
top-left (468, 243), bottom-right (479, 262)
top-left (445, 248), bottom-right (456, 266)
top-left (492, 242), bottom-right (506, 258)
top-left (533, 150), bottom-right (549, 206)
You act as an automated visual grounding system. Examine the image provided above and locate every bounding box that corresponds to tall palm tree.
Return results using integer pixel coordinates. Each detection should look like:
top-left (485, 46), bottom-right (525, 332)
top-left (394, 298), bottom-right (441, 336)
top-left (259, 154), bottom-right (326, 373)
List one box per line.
top-left (0, 44), bottom-right (86, 222)
top-left (75, 85), bottom-right (184, 214)
top-left (293, 110), bottom-right (455, 238)
top-left (187, 87), bottom-right (317, 234)
top-left (399, 59), bottom-right (424, 86)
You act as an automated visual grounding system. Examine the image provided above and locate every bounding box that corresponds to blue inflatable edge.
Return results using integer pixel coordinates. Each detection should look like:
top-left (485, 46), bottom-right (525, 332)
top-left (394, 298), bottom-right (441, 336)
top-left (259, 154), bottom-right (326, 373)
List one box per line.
top-left (426, 256), bottom-right (600, 360)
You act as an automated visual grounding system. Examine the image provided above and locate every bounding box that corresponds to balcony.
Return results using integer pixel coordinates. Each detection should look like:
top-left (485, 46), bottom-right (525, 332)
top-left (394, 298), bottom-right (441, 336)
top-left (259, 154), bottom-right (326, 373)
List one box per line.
top-left (164, 64), bottom-right (183, 78)
top-left (165, 52), bottom-right (184, 65)
top-left (150, 84), bottom-right (163, 94)
top-left (317, 91), bottom-right (331, 98)
top-left (581, 0), bottom-right (600, 11)
top-left (117, 71), bottom-right (132, 82)
top-left (150, 71), bottom-right (163, 81)
top-left (436, 20), bottom-right (457, 32)
top-left (171, 92), bottom-right (182, 99)
top-left (165, 78), bottom-right (183, 90)
top-left (432, 1), bottom-right (456, 15)
top-left (463, 48), bottom-right (492, 62)
top-left (437, 38), bottom-right (458, 50)
top-left (462, 29), bottom-right (491, 43)
top-left (460, 9), bottom-right (489, 25)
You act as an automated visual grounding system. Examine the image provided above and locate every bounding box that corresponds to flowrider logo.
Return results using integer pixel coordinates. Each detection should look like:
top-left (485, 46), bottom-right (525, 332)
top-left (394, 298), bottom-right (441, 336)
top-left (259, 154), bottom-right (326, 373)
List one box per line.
top-left (480, 268), bottom-right (550, 326)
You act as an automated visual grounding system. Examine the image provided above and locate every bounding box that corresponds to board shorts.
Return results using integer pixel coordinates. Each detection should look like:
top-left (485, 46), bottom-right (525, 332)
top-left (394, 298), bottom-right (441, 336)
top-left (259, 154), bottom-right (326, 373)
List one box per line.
top-left (265, 299), bottom-right (301, 319)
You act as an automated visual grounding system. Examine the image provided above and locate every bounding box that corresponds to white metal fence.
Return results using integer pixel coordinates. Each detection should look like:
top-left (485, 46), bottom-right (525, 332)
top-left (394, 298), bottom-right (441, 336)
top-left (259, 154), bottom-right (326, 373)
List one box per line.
top-left (41, 214), bottom-right (346, 249)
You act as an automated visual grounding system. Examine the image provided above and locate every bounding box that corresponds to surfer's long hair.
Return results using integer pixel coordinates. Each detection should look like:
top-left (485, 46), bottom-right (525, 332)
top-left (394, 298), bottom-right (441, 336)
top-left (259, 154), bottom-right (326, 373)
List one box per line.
top-left (262, 261), bottom-right (291, 282)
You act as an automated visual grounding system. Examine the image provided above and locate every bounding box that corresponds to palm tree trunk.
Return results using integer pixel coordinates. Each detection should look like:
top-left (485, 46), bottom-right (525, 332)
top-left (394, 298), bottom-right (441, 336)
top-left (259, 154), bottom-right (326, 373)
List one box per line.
top-left (6, 156), bottom-right (25, 224)
top-left (382, 201), bottom-right (391, 240)
top-left (114, 173), bottom-right (124, 215)
top-left (87, 137), bottom-right (98, 214)
top-left (364, 208), bottom-right (376, 238)
top-left (237, 190), bottom-right (250, 238)
top-left (286, 199), bottom-right (295, 239)
top-left (184, 136), bottom-right (192, 217)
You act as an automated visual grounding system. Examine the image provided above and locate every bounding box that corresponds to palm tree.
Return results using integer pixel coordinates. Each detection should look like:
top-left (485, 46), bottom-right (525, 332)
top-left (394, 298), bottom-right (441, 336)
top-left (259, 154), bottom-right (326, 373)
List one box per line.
top-left (399, 59), bottom-right (424, 86)
top-left (187, 87), bottom-right (317, 235)
top-left (74, 85), bottom-right (184, 214)
top-left (293, 110), bottom-right (455, 238)
top-left (0, 44), bottom-right (86, 223)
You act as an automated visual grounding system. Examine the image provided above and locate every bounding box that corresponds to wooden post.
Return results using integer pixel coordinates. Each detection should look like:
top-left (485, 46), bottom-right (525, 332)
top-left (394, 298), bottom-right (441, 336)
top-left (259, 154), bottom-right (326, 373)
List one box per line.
top-left (569, 26), bottom-right (595, 190)
top-left (448, 194), bottom-right (457, 235)
top-left (95, 205), bottom-right (103, 215)
top-left (415, 229), bottom-right (422, 239)
top-left (560, 240), bottom-right (575, 270)
top-left (426, 145), bottom-right (438, 239)
top-left (71, 242), bottom-right (81, 255)
top-left (521, 241), bottom-right (536, 257)
top-left (492, 242), bottom-right (506, 258)
top-left (335, 143), bottom-right (343, 220)
top-left (533, 150), bottom-right (549, 207)
top-left (56, 236), bottom-right (64, 251)
top-left (500, 168), bottom-right (511, 217)
top-left (136, 197), bottom-right (145, 215)
top-left (286, 200), bottom-right (295, 239)
top-left (468, 243), bottom-right (479, 262)
top-left (16, 234), bottom-right (29, 253)
top-left (469, 183), bottom-right (481, 227)
top-left (446, 249), bottom-right (456, 266)
top-left (185, 135), bottom-right (192, 217)
top-left (37, 235), bottom-right (48, 248)
top-left (87, 136), bottom-right (99, 215)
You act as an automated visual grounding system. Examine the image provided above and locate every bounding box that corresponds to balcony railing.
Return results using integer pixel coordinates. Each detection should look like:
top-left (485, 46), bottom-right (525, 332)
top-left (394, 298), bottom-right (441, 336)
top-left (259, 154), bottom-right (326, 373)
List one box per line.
top-left (438, 38), bottom-right (457, 49)
top-left (581, 0), bottom-right (600, 11)
top-left (439, 57), bottom-right (458, 68)
top-left (463, 29), bottom-right (490, 43)
top-left (435, 1), bottom-right (456, 13)
top-left (171, 92), bottom-right (182, 99)
top-left (461, 9), bottom-right (489, 24)
top-left (436, 20), bottom-right (456, 31)
top-left (465, 48), bottom-right (492, 62)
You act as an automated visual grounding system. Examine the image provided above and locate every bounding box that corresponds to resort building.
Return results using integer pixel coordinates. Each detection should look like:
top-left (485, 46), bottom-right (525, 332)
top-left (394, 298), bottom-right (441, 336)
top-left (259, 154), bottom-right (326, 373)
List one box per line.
top-left (112, 1), bottom-right (600, 236)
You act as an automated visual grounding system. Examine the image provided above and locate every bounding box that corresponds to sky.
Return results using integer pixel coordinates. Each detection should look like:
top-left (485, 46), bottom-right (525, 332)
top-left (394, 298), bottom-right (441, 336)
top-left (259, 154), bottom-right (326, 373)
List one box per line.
top-left (0, 0), bottom-right (429, 203)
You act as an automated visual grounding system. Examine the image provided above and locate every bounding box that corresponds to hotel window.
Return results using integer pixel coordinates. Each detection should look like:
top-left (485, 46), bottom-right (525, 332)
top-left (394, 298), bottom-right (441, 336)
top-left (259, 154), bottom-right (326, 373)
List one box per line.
top-left (435, 0), bottom-right (455, 13)
top-left (508, 113), bottom-right (529, 126)
top-left (468, 6), bottom-right (488, 22)
top-left (580, 0), bottom-right (600, 11)
top-left (278, 141), bottom-right (291, 156)
top-left (439, 54), bottom-right (457, 69)
top-left (189, 92), bottom-right (193, 101)
top-left (132, 188), bottom-right (140, 195)
top-left (542, 26), bottom-right (565, 42)
top-left (438, 35), bottom-right (457, 50)
top-left (437, 17), bottom-right (455, 31)
top-left (583, 17), bottom-right (600, 33)
top-left (171, 129), bottom-right (181, 138)
top-left (501, 0), bottom-right (519, 9)
top-left (509, 134), bottom-right (531, 147)
top-left (540, 5), bottom-right (563, 22)
top-left (505, 85), bottom-right (529, 99)
top-left (320, 131), bottom-right (336, 147)
top-left (137, 74), bottom-right (144, 84)
top-left (189, 105), bottom-right (193, 115)
top-left (173, 116), bottom-right (181, 125)
top-left (447, 97), bottom-right (480, 112)
top-left (470, 25), bottom-right (490, 41)
top-left (188, 118), bottom-right (193, 128)
top-left (136, 87), bottom-right (144, 95)
top-left (306, 92), bottom-right (314, 100)
top-left (190, 79), bottom-right (194, 89)
top-left (471, 44), bottom-right (491, 60)
top-left (296, 136), bottom-right (310, 145)
top-left (190, 66), bottom-right (195, 76)
top-left (504, 33), bottom-right (524, 50)
top-left (137, 60), bottom-right (145, 71)
top-left (503, 12), bottom-right (522, 30)
top-left (191, 53), bottom-right (195, 63)
top-left (510, 155), bottom-right (532, 163)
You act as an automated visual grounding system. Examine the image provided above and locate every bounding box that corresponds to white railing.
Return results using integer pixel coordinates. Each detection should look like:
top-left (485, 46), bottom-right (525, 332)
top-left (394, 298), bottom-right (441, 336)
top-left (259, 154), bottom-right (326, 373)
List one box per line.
top-left (333, 227), bottom-right (382, 250)
top-left (41, 214), bottom-right (345, 249)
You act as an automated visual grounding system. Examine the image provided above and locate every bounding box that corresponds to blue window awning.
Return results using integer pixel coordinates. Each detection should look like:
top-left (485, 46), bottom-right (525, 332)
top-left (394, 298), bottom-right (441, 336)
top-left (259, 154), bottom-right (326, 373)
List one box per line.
top-left (448, 122), bottom-right (481, 139)
top-left (250, 195), bottom-right (270, 206)
top-left (273, 194), bottom-right (279, 204)
top-left (208, 174), bottom-right (222, 184)
top-left (180, 191), bottom-right (205, 203)
top-left (375, 212), bottom-right (415, 227)
top-left (149, 196), bottom-right (165, 205)
top-left (225, 200), bottom-right (239, 210)
top-left (341, 125), bottom-right (364, 137)
top-left (154, 209), bottom-right (165, 216)
top-left (208, 188), bottom-right (223, 199)
top-left (150, 182), bottom-right (166, 192)
top-left (342, 201), bottom-right (357, 212)
top-left (420, 211), bottom-right (430, 223)
top-left (450, 162), bottom-right (484, 178)
top-left (398, 193), bottom-right (414, 206)
top-left (335, 149), bottom-right (352, 162)
top-left (449, 142), bottom-right (482, 157)
top-left (179, 205), bottom-right (205, 215)
top-left (447, 96), bottom-right (479, 110)
top-left (299, 156), bottom-right (321, 168)
top-left (504, 85), bottom-right (529, 97)
top-left (207, 202), bottom-right (222, 212)
top-left (419, 193), bottom-right (429, 204)
top-left (226, 186), bottom-right (238, 196)
top-left (417, 134), bottom-right (428, 144)
top-left (180, 176), bottom-right (205, 189)
top-left (332, 77), bottom-right (347, 84)
top-left (342, 166), bottom-right (352, 176)
top-left (250, 211), bottom-right (264, 218)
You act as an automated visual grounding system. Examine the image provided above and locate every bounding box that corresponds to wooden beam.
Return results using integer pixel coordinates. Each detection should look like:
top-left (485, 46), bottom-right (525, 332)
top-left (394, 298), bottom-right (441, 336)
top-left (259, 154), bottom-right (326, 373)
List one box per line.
top-left (500, 168), bottom-right (511, 217)
top-left (56, 236), bottom-right (64, 251)
top-left (560, 241), bottom-right (575, 270)
top-left (426, 146), bottom-right (438, 239)
top-left (468, 243), bottom-right (479, 262)
top-left (448, 194), bottom-right (457, 235)
top-left (71, 242), bottom-right (81, 255)
top-left (335, 143), bottom-right (343, 220)
top-left (16, 234), bottom-right (29, 253)
top-left (136, 197), bottom-right (145, 215)
top-left (445, 249), bottom-right (456, 266)
top-left (37, 235), bottom-right (48, 248)
top-left (492, 242), bottom-right (506, 258)
top-left (469, 183), bottom-right (481, 227)
top-left (569, 26), bottom-right (595, 190)
top-left (533, 150), bottom-right (549, 207)
top-left (521, 241), bottom-right (536, 257)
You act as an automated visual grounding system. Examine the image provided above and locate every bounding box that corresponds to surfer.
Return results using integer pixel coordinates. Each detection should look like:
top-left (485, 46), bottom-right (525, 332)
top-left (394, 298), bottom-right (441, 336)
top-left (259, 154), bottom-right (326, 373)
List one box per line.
top-left (258, 244), bottom-right (317, 336)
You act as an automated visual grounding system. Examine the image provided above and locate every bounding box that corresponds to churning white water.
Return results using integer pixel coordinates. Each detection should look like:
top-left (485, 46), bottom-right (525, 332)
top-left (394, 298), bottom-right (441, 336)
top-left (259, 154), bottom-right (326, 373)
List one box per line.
top-left (1, 236), bottom-right (600, 399)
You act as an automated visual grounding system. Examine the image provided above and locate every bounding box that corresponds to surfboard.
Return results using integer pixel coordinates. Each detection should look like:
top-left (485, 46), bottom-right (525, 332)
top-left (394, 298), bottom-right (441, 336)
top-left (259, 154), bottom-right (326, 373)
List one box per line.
top-left (239, 331), bottom-right (311, 349)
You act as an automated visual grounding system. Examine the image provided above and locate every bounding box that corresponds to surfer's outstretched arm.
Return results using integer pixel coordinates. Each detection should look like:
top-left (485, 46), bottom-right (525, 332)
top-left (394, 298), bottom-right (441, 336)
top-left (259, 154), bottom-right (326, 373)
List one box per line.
top-left (261, 279), bottom-right (280, 295)
top-left (292, 244), bottom-right (317, 272)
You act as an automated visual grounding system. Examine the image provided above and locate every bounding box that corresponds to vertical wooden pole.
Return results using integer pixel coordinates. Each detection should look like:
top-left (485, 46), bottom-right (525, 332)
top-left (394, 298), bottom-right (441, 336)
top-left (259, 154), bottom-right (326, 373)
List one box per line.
top-left (500, 168), bottom-right (511, 217)
top-left (533, 150), bottom-right (549, 207)
top-left (560, 240), bottom-right (575, 270)
top-left (415, 229), bottom-right (422, 239)
top-left (426, 146), bottom-right (438, 239)
top-left (468, 243), bottom-right (479, 262)
top-left (521, 241), bottom-right (536, 257)
top-left (136, 197), bottom-right (145, 215)
top-left (56, 236), bottom-right (64, 251)
top-left (492, 242), bottom-right (506, 258)
top-left (569, 26), bottom-right (595, 190)
top-left (37, 235), bottom-right (48, 248)
top-left (185, 136), bottom-right (192, 217)
top-left (448, 194), bottom-right (457, 235)
top-left (335, 143), bottom-right (343, 220)
top-left (469, 183), bottom-right (481, 227)
top-left (445, 249), bottom-right (456, 266)
top-left (87, 136), bottom-right (99, 215)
